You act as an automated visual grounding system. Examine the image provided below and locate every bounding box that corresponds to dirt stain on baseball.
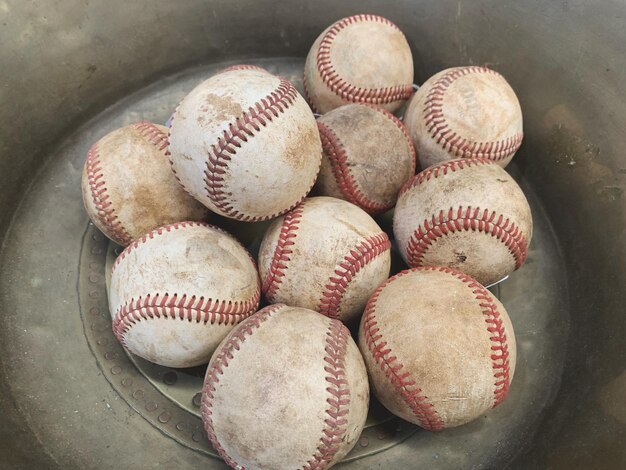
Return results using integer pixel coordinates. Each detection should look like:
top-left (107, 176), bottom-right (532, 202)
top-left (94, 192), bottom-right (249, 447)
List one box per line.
top-left (454, 250), bottom-right (468, 264)
top-left (127, 185), bottom-right (161, 227)
top-left (202, 93), bottom-right (243, 122)
top-left (283, 126), bottom-right (318, 170)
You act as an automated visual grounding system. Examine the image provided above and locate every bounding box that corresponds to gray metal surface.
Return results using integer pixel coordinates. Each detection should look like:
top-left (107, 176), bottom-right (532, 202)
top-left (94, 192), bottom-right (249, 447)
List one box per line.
top-left (0, 1), bottom-right (624, 469)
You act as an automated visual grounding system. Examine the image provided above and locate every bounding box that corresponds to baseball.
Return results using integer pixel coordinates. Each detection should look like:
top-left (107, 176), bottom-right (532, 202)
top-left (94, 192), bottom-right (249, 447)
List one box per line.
top-left (218, 63), bottom-right (270, 74)
top-left (404, 66), bottom-right (523, 169)
top-left (258, 196), bottom-right (391, 323)
top-left (359, 266), bottom-right (517, 430)
top-left (316, 104), bottom-right (416, 214)
top-left (303, 14), bottom-right (414, 114)
top-left (81, 121), bottom-right (208, 246)
top-left (108, 222), bottom-right (260, 368)
top-left (393, 158), bottom-right (532, 286)
top-left (167, 67), bottom-right (322, 222)
top-left (201, 304), bottom-right (369, 470)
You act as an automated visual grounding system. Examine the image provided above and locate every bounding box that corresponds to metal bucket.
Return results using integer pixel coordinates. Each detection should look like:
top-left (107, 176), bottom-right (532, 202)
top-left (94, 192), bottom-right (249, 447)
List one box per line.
top-left (0, 1), bottom-right (624, 468)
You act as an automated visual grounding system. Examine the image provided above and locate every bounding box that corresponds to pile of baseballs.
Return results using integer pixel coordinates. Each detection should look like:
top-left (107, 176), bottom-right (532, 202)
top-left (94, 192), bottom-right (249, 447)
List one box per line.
top-left (82, 14), bottom-right (532, 470)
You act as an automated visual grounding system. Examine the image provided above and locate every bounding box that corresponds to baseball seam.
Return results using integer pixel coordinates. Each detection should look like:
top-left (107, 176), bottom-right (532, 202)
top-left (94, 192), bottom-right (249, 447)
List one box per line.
top-left (399, 157), bottom-right (494, 197)
top-left (423, 66), bottom-right (523, 161)
top-left (317, 121), bottom-right (389, 214)
top-left (361, 269), bottom-right (445, 431)
top-left (318, 232), bottom-right (391, 319)
top-left (85, 143), bottom-right (133, 245)
top-left (201, 304), bottom-right (284, 469)
top-left (315, 14), bottom-right (414, 106)
top-left (304, 320), bottom-right (351, 470)
top-left (262, 203), bottom-right (305, 303)
top-left (203, 78), bottom-right (309, 222)
top-left (220, 64), bottom-right (268, 73)
top-left (405, 205), bottom-right (528, 270)
top-left (416, 266), bottom-right (512, 406)
top-left (133, 121), bottom-right (169, 152)
top-left (112, 289), bottom-right (261, 347)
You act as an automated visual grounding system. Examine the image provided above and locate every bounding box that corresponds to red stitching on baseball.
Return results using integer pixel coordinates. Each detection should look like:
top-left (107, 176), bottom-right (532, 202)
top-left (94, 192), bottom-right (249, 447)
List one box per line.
top-left (304, 320), bottom-right (351, 470)
top-left (399, 157), bottom-right (495, 197)
top-left (412, 266), bottom-right (512, 406)
top-left (361, 270), bottom-right (444, 430)
top-left (204, 78), bottom-right (306, 222)
top-left (85, 143), bottom-right (133, 245)
top-left (201, 304), bottom-right (285, 469)
top-left (262, 203), bottom-right (305, 303)
top-left (318, 232), bottom-right (391, 319)
top-left (423, 67), bottom-right (523, 161)
top-left (111, 221), bottom-right (256, 275)
top-left (220, 64), bottom-right (269, 73)
top-left (405, 206), bottom-right (528, 270)
top-left (316, 14), bottom-right (414, 106)
top-left (112, 289), bottom-right (261, 347)
top-left (133, 121), bottom-right (169, 152)
top-left (317, 121), bottom-right (389, 214)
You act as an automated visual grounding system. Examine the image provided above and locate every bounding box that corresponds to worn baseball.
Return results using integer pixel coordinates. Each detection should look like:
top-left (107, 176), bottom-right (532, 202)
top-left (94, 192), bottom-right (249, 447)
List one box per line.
top-left (218, 63), bottom-right (270, 74)
top-left (81, 121), bottom-right (208, 246)
top-left (316, 104), bottom-right (416, 214)
top-left (404, 66), bottom-right (523, 169)
top-left (201, 304), bottom-right (369, 470)
top-left (359, 267), bottom-right (517, 430)
top-left (258, 196), bottom-right (391, 323)
top-left (393, 158), bottom-right (532, 286)
top-left (109, 222), bottom-right (260, 368)
top-left (304, 14), bottom-right (414, 114)
top-left (167, 68), bottom-right (322, 222)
